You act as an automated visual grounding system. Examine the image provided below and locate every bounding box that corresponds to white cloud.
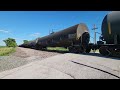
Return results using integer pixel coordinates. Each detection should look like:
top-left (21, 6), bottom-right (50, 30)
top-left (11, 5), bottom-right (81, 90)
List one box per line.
top-left (0, 30), bottom-right (10, 33)
top-left (30, 33), bottom-right (40, 37)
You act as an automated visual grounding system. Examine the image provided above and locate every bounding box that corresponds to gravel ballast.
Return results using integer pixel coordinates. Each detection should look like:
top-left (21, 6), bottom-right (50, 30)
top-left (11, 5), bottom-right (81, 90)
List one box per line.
top-left (0, 47), bottom-right (61, 72)
top-left (0, 56), bottom-right (28, 72)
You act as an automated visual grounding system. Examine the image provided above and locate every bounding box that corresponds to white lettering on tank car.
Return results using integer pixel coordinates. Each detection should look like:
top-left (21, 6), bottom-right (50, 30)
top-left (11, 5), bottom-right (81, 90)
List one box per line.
top-left (68, 33), bottom-right (76, 39)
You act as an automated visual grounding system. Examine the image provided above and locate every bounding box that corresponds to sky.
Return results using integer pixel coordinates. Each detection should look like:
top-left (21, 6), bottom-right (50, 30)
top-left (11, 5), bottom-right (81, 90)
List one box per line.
top-left (0, 11), bottom-right (110, 46)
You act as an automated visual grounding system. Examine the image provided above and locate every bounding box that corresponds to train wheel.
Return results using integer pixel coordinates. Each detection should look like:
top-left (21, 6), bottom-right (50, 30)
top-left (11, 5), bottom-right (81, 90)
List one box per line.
top-left (68, 47), bottom-right (74, 53)
top-left (74, 47), bottom-right (80, 53)
top-left (35, 44), bottom-right (39, 50)
top-left (86, 48), bottom-right (91, 53)
top-left (108, 48), bottom-right (120, 57)
top-left (99, 46), bottom-right (110, 56)
top-left (68, 47), bottom-right (78, 53)
top-left (78, 46), bottom-right (84, 53)
top-left (116, 49), bottom-right (120, 57)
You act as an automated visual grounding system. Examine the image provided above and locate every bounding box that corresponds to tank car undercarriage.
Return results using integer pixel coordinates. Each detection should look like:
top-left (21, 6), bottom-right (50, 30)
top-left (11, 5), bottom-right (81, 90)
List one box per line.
top-left (99, 44), bottom-right (120, 57)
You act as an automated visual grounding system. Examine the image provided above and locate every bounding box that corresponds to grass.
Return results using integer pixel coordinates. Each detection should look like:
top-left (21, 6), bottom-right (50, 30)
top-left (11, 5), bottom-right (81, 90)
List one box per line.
top-left (47, 47), bottom-right (99, 53)
top-left (0, 47), bottom-right (16, 56)
top-left (90, 49), bottom-right (99, 53)
top-left (47, 47), bottom-right (69, 52)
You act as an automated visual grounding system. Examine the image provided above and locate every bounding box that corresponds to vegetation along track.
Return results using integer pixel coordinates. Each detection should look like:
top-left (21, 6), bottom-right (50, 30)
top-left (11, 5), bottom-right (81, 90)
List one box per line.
top-left (0, 47), bottom-right (16, 56)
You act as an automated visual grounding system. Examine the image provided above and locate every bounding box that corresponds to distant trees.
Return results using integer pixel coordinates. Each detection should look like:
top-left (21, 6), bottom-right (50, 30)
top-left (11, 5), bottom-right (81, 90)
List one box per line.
top-left (3, 38), bottom-right (17, 47)
top-left (23, 40), bottom-right (29, 44)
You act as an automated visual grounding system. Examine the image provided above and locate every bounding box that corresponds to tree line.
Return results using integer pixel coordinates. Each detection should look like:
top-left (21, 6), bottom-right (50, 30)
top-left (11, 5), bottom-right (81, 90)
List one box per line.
top-left (3, 38), bottom-right (29, 47)
top-left (3, 38), bottom-right (17, 47)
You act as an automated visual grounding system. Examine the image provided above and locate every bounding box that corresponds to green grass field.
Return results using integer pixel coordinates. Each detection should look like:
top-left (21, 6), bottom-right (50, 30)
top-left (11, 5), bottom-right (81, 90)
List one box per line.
top-left (90, 49), bottom-right (99, 53)
top-left (47, 47), bottom-right (100, 53)
top-left (0, 47), bottom-right (16, 56)
top-left (47, 47), bottom-right (69, 52)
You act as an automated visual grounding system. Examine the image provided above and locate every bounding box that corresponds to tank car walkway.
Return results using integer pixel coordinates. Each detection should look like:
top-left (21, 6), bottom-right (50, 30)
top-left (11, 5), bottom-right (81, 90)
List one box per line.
top-left (0, 53), bottom-right (120, 79)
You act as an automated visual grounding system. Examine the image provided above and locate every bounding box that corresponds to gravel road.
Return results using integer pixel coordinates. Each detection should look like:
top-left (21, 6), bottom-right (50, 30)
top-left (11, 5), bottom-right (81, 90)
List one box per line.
top-left (11, 47), bottom-right (61, 59)
top-left (0, 56), bottom-right (28, 72)
top-left (0, 53), bottom-right (120, 79)
top-left (0, 47), bottom-right (120, 79)
top-left (0, 47), bottom-right (61, 72)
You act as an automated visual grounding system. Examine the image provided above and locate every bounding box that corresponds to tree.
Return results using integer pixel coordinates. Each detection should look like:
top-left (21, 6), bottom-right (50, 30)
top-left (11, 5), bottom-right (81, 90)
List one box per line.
top-left (23, 40), bottom-right (29, 44)
top-left (3, 38), bottom-right (17, 47)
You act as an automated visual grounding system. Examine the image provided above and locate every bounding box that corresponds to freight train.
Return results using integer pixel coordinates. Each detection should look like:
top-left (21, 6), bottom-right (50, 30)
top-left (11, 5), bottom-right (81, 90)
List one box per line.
top-left (89, 11), bottom-right (120, 56)
top-left (19, 23), bottom-right (90, 53)
top-left (19, 11), bottom-right (120, 57)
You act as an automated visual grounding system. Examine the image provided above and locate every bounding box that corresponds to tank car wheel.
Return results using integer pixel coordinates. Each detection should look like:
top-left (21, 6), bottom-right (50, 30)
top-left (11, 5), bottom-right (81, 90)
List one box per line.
top-left (116, 49), bottom-right (120, 57)
top-left (85, 48), bottom-right (91, 53)
top-left (99, 46), bottom-right (110, 56)
top-left (69, 47), bottom-right (77, 53)
top-left (74, 47), bottom-right (80, 53)
top-left (68, 47), bottom-right (74, 53)
top-left (78, 46), bottom-right (84, 53)
top-left (108, 48), bottom-right (120, 57)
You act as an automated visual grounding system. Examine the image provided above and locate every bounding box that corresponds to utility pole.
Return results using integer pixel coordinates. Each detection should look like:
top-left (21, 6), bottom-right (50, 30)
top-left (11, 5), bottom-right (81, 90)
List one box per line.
top-left (95, 32), bottom-right (101, 41)
top-left (90, 36), bottom-right (94, 44)
top-left (92, 24), bottom-right (98, 44)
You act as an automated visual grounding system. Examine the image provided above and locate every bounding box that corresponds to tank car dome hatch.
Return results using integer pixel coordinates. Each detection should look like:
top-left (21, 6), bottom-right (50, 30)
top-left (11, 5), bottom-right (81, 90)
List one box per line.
top-left (101, 11), bottom-right (120, 44)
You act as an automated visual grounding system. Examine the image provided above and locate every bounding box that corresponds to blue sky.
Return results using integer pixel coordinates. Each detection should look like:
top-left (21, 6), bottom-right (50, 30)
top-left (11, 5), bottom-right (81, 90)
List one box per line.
top-left (0, 11), bottom-right (110, 46)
